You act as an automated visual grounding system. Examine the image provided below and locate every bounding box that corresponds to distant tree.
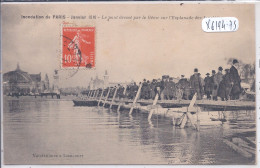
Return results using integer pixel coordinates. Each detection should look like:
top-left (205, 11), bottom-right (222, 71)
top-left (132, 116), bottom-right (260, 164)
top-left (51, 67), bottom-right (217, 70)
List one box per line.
top-left (226, 58), bottom-right (255, 82)
top-left (241, 64), bottom-right (251, 81)
top-left (250, 63), bottom-right (255, 78)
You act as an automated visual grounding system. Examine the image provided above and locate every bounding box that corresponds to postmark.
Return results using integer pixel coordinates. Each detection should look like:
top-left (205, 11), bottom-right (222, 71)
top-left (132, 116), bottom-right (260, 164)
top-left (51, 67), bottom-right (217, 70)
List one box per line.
top-left (61, 26), bottom-right (95, 69)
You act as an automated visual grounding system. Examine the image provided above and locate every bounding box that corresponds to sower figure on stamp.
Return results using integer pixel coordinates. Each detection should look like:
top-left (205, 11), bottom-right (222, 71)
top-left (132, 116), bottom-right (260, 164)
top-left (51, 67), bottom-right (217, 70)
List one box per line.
top-left (229, 59), bottom-right (242, 100)
top-left (204, 73), bottom-right (212, 100)
top-left (68, 30), bottom-right (91, 65)
top-left (190, 68), bottom-right (203, 100)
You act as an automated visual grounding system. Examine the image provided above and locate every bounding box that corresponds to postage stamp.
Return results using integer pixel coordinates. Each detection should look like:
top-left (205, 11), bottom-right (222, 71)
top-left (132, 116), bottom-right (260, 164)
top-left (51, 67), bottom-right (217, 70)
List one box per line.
top-left (61, 26), bottom-right (95, 69)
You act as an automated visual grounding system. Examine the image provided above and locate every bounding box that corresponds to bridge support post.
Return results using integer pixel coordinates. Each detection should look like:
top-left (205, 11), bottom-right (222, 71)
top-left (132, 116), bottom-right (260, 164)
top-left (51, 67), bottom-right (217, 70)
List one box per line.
top-left (93, 90), bottom-right (97, 99)
top-left (117, 86), bottom-right (126, 112)
top-left (98, 88), bottom-right (104, 106)
top-left (148, 93), bottom-right (159, 120)
top-left (94, 89), bottom-right (99, 100)
top-left (175, 93), bottom-right (200, 131)
top-left (103, 87), bottom-right (111, 107)
top-left (87, 90), bottom-right (92, 98)
top-left (129, 82), bottom-right (142, 115)
top-left (110, 87), bottom-right (118, 109)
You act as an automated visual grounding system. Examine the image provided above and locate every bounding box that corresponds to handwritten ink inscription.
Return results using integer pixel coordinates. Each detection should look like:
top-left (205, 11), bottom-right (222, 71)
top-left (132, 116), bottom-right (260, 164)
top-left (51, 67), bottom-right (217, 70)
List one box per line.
top-left (202, 17), bottom-right (239, 32)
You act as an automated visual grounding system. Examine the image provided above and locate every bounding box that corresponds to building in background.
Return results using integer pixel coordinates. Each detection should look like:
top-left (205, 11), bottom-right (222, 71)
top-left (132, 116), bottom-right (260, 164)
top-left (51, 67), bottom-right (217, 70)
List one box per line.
top-left (3, 63), bottom-right (50, 96)
top-left (53, 70), bottom-right (60, 95)
top-left (88, 70), bottom-right (133, 90)
top-left (42, 74), bottom-right (50, 92)
top-left (103, 70), bottom-right (109, 88)
top-left (88, 70), bottom-right (109, 90)
top-left (89, 76), bottom-right (104, 90)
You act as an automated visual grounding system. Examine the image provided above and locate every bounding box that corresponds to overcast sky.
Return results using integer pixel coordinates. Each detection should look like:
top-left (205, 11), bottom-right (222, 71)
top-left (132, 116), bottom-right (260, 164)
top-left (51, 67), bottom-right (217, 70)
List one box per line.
top-left (2, 3), bottom-right (255, 87)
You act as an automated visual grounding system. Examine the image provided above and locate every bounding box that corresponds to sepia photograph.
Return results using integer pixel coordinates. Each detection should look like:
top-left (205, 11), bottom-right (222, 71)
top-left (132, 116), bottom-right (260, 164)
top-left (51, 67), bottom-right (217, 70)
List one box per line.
top-left (1, 2), bottom-right (257, 166)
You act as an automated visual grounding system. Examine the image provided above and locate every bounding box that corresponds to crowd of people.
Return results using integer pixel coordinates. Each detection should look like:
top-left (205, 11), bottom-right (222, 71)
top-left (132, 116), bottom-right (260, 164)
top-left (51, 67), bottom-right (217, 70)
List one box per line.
top-left (87, 59), bottom-right (249, 101)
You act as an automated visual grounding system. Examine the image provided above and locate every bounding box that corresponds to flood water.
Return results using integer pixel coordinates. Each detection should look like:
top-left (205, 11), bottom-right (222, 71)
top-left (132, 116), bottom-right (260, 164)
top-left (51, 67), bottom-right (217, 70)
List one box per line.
top-left (3, 97), bottom-right (256, 165)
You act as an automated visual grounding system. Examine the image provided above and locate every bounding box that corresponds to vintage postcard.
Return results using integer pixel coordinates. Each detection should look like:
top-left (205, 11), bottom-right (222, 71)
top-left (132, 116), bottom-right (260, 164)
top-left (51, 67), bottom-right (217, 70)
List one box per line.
top-left (1, 2), bottom-right (258, 166)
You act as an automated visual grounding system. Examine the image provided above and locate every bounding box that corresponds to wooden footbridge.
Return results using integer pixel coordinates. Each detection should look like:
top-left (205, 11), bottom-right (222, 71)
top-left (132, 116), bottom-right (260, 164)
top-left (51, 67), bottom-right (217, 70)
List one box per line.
top-left (73, 84), bottom-right (256, 159)
top-left (73, 84), bottom-right (255, 131)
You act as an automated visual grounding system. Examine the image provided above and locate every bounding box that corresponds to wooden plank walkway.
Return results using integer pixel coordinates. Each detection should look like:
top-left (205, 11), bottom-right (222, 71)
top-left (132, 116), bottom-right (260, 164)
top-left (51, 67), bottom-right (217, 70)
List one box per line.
top-left (74, 97), bottom-right (255, 111)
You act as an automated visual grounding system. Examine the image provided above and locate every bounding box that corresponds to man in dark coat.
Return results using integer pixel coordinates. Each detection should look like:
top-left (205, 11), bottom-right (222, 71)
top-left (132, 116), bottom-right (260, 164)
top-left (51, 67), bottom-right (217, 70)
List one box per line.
top-left (210, 70), bottom-right (217, 100)
top-left (190, 68), bottom-right (203, 100)
top-left (160, 76), bottom-right (166, 100)
top-left (141, 79), bottom-right (148, 99)
top-left (212, 66), bottom-right (223, 101)
top-left (117, 85), bottom-right (125, 99)
top-left (198, 73), bottom-right (205, 96)
top-left (169, 77), bottom-right (176, 100)
top-left (204, 73), bottom-right (212, 100)
top-left (229, 59), bottom-right (241, 100)
top-left (163, 76), bottom-right (171, 100)
top-left (155, 79), bottom-right (162, 100)
top-left (218, 69), bottom-right (232, 101)
top-left (129, 82), bottom-right (138, 99)
top-left (150, 79), bottom-right (157, 99)
top-left (146, 80), bottom-right (151, 99)
top-left (177, 75), bottom-right (190, 100)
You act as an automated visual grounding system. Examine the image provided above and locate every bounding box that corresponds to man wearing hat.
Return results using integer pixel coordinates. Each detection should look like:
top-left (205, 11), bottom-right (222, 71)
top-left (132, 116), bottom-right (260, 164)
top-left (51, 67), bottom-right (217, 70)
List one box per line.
top-left (141, 79), bottom-right (148, 99)
top-left (159, 75), bottom-right (167, 100)
top-left (163, 76), bottom-right (171, 100)
top-left (176, 75), bottom-right (189, 100)
top-left (204, 73), bottom-right (213, 99)
top-left (129, 82), bottom-right (138, 100)
top-left (212, 66), bottom-right (223, 101)
top-left (218, 69), bottom-right (232, 100)
top-left (168, 77), bottom-right (176, 100)
top-left (190, 68), bottom-right (203, 100)
top-left (155, 79), bottom-right (162, 100)
top-left (150, 79), bottom-right (157, 99)
top-left (229, 59), bottom-right (241, 100)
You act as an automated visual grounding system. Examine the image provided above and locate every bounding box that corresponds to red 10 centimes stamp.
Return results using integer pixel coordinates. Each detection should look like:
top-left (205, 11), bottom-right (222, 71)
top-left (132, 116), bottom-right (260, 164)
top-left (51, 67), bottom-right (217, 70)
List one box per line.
top-left (62, 27), bottom-right (95, 69)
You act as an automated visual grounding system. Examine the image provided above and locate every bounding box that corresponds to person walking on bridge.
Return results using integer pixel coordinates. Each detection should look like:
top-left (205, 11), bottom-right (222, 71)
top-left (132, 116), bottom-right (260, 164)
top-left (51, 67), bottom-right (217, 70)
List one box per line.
top-left (204, 73), bottom-right (212, 100)
top-left (229, 59), bottom-right (242, 100)
top-left (212, 67), bottom-right (223, 101)
top-left (177, 75), bottom-right (190, 100)
top-left (190, 68), bottom-right (203, 100)
top-left (218, 69), bottom-right (232, 101)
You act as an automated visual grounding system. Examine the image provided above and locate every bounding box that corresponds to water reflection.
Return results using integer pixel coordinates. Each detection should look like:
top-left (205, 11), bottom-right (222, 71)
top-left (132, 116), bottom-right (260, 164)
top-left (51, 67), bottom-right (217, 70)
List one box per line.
top-left (3, 98), bottom-right (255, 165)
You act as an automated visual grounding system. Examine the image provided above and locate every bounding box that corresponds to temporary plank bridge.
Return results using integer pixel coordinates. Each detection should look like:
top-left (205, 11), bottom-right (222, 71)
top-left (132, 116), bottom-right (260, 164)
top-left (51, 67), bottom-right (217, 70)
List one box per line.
top-left (73, 84), bottom-right (255, 131)
top-left (73, 85), bottom-right (256, 158)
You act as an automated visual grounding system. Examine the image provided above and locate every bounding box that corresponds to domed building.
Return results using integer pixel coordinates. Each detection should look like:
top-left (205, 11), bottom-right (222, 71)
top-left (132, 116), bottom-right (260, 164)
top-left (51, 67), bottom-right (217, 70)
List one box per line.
top-left (88, 70), bottom-right (110, 90)
top-left (3, 64), bottom-right (42, 95)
